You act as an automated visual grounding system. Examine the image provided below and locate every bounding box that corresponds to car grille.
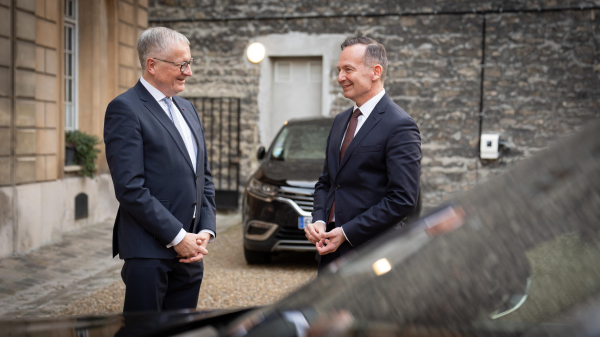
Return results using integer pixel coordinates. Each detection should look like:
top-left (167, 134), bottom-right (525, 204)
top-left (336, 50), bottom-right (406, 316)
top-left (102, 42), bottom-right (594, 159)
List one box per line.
top-left (275, 227), bottom-right (308, 241)
top-left (277, 186), bottom-right (314, 212)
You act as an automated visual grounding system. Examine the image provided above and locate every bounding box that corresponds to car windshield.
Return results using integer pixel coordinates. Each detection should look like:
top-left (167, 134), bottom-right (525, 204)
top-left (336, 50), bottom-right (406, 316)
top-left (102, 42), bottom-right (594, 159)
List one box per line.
top-left (270, 119), bottom-right (333, 161)
top-left (266, 119), bottom-right (600, 333)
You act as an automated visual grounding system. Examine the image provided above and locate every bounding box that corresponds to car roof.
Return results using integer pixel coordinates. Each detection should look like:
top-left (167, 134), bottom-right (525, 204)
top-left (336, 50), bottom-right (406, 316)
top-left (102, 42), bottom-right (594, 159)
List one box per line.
top-left (284, 116), bottom-right (335, 125)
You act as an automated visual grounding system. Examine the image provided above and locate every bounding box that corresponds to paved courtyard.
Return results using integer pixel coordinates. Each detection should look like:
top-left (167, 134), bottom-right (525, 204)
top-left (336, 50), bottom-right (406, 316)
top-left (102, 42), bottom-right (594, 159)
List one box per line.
top-left (0, 213), bottom-right (317, 318)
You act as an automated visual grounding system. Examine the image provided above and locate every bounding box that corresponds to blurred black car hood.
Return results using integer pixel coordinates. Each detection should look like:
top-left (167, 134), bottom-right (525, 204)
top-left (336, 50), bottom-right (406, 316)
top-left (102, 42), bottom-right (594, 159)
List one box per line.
top-left (255, 159), bottom-right (323, 185)
top-left (0, 308), bottom-right (252, 337)
top-left (233, 118), bottom-right (600, 336)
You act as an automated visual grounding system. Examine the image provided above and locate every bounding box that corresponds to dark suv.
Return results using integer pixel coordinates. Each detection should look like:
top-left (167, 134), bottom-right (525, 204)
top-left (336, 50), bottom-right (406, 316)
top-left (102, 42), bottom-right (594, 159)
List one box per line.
top-left (242, 117), bottom-right (421, 264)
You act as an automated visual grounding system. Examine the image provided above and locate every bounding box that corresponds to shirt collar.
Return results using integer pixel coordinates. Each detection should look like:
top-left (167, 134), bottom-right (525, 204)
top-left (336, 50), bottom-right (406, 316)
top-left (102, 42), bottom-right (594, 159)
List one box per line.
top-left (353, 88), bottom-right (386, 118)
top-left (140, 76), bottom-right (171, 103)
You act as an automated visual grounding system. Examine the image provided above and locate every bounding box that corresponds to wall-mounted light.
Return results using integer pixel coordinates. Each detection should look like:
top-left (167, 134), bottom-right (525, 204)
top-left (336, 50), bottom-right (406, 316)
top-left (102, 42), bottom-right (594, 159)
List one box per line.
top-left (247, 42), bottom-right (266, 63)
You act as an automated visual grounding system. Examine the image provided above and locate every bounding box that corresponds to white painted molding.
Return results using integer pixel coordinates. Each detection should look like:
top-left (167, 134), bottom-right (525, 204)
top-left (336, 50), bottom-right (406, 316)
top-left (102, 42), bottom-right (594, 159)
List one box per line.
top-left (248, 32), bottom-right (347, 146)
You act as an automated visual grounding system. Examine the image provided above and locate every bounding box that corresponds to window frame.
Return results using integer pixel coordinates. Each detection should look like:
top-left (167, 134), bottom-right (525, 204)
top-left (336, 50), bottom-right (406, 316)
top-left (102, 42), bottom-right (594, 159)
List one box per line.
top-left (64, 0), bottom-right (78, 132)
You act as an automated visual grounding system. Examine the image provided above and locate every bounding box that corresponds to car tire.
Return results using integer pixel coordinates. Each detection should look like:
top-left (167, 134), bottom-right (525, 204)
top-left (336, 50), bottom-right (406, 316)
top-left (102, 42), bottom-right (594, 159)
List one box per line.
top-left (244, 247), bottom-right (271, 264)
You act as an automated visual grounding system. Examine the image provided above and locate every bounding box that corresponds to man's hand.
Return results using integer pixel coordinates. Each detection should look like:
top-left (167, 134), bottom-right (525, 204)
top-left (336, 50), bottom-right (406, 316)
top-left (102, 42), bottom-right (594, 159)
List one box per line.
top-left (316, 227), bottom-right (346, 255)
top-left (195, 232), bottom-right (211, 250)
top-left (305, 222), bottom-right (326, 244)
top-left (174, 233), bottom-right (208, 263)
top-left (424, 206), bottom-right (465, 237)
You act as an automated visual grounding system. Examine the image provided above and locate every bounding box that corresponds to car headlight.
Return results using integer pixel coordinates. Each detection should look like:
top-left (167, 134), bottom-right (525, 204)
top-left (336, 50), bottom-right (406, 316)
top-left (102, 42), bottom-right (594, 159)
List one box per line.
top-left (248, 178), bottom-right (279, 196)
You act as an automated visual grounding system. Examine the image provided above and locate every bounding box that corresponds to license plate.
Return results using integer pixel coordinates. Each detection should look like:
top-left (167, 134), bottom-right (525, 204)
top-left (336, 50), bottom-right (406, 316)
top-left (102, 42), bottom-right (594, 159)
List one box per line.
top-left (298, 216), bottom-right (312, 229)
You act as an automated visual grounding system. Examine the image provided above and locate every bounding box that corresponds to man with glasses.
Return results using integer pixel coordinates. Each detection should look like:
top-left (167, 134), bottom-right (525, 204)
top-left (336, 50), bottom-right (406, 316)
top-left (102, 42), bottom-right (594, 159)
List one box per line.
top-left (104, 27), bottom-right (216, 312)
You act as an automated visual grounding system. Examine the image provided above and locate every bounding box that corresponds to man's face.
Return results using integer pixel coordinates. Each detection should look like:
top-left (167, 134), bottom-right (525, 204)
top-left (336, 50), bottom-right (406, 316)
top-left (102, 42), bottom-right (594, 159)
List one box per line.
top-left (151, 42), bottom-right (193, 97)
top-left (337, 44), bottom-right (376, 106)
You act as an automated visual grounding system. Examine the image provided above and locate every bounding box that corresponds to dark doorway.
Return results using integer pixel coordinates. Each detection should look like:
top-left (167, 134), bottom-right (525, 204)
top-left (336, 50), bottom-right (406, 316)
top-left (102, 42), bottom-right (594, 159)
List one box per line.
top-left (75, 193), bottom-right (88, 219)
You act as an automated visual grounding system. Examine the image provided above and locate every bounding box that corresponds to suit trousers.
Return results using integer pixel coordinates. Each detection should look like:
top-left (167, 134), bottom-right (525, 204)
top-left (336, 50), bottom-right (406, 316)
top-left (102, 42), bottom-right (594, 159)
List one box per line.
top-left (121, 257), bottom-right (203, 312)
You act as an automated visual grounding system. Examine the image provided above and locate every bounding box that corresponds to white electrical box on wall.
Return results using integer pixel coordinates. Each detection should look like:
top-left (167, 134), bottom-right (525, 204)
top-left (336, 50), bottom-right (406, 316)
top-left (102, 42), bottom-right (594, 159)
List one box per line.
top-left (480, 133), bottom-right (500, 159)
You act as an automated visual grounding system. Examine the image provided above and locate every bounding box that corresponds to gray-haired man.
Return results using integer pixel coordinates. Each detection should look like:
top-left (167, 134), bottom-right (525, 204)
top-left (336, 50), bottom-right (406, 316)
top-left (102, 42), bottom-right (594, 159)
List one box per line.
top-left (104, 27), bottom-right (216, 312)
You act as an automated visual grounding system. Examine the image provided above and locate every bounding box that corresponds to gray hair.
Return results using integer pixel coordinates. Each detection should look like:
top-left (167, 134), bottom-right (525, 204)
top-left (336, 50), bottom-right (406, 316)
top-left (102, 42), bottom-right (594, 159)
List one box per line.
top-left (341, 37), bottom-right (388, 83)
top-left (137, 27), bottom-right (190, 71)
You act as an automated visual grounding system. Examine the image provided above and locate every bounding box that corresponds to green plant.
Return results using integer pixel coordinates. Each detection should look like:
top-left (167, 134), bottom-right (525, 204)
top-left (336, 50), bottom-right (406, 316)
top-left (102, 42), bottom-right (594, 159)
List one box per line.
top-left (65, 130), bottom-right (101, 178)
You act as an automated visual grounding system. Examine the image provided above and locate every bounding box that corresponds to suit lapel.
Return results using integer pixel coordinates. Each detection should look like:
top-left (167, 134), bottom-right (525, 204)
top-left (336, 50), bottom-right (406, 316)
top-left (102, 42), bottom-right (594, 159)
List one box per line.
top-left (338, 94), bottom-right (390, 172)
top-left (134, 81), bottom-right (195, 172)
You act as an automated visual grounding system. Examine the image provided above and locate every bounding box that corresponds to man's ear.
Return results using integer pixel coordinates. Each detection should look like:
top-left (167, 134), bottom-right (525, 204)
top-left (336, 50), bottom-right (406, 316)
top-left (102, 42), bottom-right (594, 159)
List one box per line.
top-left (146, 58), bottom-right (156, 75)
top-left (372, 64), bottom-right (382, 82)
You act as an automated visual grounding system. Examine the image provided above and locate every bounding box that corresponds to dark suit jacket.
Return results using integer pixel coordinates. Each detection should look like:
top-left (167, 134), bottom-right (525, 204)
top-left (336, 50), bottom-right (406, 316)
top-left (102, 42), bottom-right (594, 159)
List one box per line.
top-left (312, 93), bottom-right (421, 255)
top-left (104, 81), bottom-right (216, 259)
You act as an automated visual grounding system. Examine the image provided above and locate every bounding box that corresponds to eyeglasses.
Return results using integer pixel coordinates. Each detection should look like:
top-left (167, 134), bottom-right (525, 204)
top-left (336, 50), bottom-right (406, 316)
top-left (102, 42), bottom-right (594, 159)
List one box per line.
top-left (152, 58), bottom-right (194, 72)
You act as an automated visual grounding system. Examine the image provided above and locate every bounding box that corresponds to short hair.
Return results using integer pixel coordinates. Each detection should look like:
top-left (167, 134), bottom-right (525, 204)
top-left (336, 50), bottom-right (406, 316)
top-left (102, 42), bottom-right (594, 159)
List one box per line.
top-left (341, 37), bottom-right (388, 83)
top-left (137, 27), bottom-right (190, 71)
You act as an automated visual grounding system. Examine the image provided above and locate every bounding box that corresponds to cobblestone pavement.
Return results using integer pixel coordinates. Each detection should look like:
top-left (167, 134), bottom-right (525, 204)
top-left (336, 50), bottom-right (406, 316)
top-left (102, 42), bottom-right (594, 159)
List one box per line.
top-left (0, 220), bottom-right (122, 318)
top-left (0, 213), bottom-right (317, 318)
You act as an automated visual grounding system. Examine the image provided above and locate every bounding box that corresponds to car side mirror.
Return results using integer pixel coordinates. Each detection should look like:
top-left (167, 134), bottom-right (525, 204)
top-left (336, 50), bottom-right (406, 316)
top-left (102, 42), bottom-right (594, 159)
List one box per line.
top-left (257, 146), bottom-right (266, 160)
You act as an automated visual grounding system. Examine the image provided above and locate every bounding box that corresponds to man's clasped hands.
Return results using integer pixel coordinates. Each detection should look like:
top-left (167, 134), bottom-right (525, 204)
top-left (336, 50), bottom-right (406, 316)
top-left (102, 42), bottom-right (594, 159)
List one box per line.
top-left (173, 232), bottom-right (211, 263)
top-left (304, 222), bottom-right (346, 256)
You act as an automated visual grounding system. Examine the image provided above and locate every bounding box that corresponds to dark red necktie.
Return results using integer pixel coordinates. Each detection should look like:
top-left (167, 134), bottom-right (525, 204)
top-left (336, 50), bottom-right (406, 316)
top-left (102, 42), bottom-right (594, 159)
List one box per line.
top-left (328, 108), bottom-right (362, 224)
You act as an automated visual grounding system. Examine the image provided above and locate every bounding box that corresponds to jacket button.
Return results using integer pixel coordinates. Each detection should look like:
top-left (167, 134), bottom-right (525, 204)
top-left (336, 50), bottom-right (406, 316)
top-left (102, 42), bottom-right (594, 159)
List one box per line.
top-left (193, 201), bottom-right (197, 206)
top-left (326, 208), bottom-right (329, 212)
top-left (195, 175), bottom-right (198, 181)
top-left (336, 184), bottom-right (340, 190)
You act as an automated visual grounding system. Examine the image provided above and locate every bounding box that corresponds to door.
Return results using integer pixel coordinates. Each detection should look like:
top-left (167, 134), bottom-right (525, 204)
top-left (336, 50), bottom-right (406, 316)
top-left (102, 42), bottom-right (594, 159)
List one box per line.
top-left (270, 57), bottom-right (322, 143)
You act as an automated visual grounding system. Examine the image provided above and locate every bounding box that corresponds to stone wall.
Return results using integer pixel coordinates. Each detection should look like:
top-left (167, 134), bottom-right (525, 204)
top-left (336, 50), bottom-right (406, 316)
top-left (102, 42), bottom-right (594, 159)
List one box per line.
top-left (150, 0), bottom-right (600, 19)
top-left (148, 1), bottom-right (600, 209)
top-left (0, 0), bottom-right (61, 187)
top-left (0, 0), bottom-right (145, 257)
top-left (117, 0), bottom-right (149, 95)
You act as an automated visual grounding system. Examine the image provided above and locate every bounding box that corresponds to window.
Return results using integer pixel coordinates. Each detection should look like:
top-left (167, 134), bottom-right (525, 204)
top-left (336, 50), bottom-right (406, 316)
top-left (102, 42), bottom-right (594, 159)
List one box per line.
top-left (270, 119), bottom-right (332, 161)
top-left (274, 61), bottom-right (291, 83)
top-left (64, 0), bottom-right (78, 131)
top-left (308, 62), bottom-right (322, 82)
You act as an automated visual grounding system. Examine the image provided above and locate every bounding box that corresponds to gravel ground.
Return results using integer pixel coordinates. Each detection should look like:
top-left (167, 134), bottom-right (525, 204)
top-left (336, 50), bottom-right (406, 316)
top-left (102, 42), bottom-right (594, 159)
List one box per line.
top-left (57, 224), bottom-right (318, 316)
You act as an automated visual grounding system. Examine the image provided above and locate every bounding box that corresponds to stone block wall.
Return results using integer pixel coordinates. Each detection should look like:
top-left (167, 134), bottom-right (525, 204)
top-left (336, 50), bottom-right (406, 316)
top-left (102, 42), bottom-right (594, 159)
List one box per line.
top-left (150, 0), bottom-right (600, 19)
top-left (147, 1), bottom-right (600, 209)
top-left (0, 3), bottom-right (12, 187)
top-left (483, 10), bottom-right (600, 157)
top-left (0, 0), bottom-right (61, 188)
top-left (0, 0), bottom-right (141, 257)
top-left (118, 0), bottom-right (148, 94)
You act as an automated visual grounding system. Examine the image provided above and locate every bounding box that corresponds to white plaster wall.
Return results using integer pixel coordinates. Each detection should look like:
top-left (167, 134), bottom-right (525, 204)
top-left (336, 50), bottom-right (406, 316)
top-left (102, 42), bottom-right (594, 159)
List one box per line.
top-left (250, 33), bottom-right (347, 147)
top-left (42, 180), bottom-right (65, 243)
top-left (62, 174), bottom-right (118, 233)
top-left (16, 183), bottom-right (44, 253)
top-left (0, 186), bottom-right (13, 257)
top-left (6, 173), bottom-right (118, 256)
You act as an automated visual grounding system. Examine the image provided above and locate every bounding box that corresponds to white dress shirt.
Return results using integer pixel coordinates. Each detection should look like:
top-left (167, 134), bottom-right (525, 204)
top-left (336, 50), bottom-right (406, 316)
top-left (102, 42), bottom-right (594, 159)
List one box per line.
top-left (316, 89), bottom-right (386, 246)
top-left (140, 76), bottom-right (215, 248)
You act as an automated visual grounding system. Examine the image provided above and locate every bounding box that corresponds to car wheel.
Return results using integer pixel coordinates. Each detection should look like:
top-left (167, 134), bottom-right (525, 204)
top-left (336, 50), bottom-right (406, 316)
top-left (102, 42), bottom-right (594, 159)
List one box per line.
top-left (244, 247), bottom-right (271, 264)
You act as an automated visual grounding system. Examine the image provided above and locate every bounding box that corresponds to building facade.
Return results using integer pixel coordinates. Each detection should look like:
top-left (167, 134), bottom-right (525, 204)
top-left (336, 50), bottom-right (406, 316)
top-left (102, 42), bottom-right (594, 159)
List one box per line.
top-left (0, 0), bottom-right (148, 257)
top-left (149, 0), bottom-right (600, 209)
top-left (2, 0), bottom-right (598, 257)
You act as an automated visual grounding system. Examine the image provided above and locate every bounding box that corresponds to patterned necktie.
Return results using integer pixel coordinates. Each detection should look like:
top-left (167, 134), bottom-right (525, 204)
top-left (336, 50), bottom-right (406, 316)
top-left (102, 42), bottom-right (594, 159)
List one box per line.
top-left (162, 97), bottom-right (175, 123)
top-left (328, 108), bottom-right (362, 224)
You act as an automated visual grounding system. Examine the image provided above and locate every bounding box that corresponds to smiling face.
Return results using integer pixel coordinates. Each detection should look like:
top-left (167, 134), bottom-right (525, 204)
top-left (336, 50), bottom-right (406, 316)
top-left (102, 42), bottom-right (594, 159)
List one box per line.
top-left (146, 42), bottom-right (192, 97)
top-left (337, 44), bottom-right (382, 107)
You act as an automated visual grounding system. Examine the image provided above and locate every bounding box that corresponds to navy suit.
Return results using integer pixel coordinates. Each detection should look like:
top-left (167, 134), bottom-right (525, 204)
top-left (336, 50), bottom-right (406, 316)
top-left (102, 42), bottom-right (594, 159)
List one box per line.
top-left (312, 93), bottom-right (421, 268)
top-left (104, 80), bottom-right (216, 311)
